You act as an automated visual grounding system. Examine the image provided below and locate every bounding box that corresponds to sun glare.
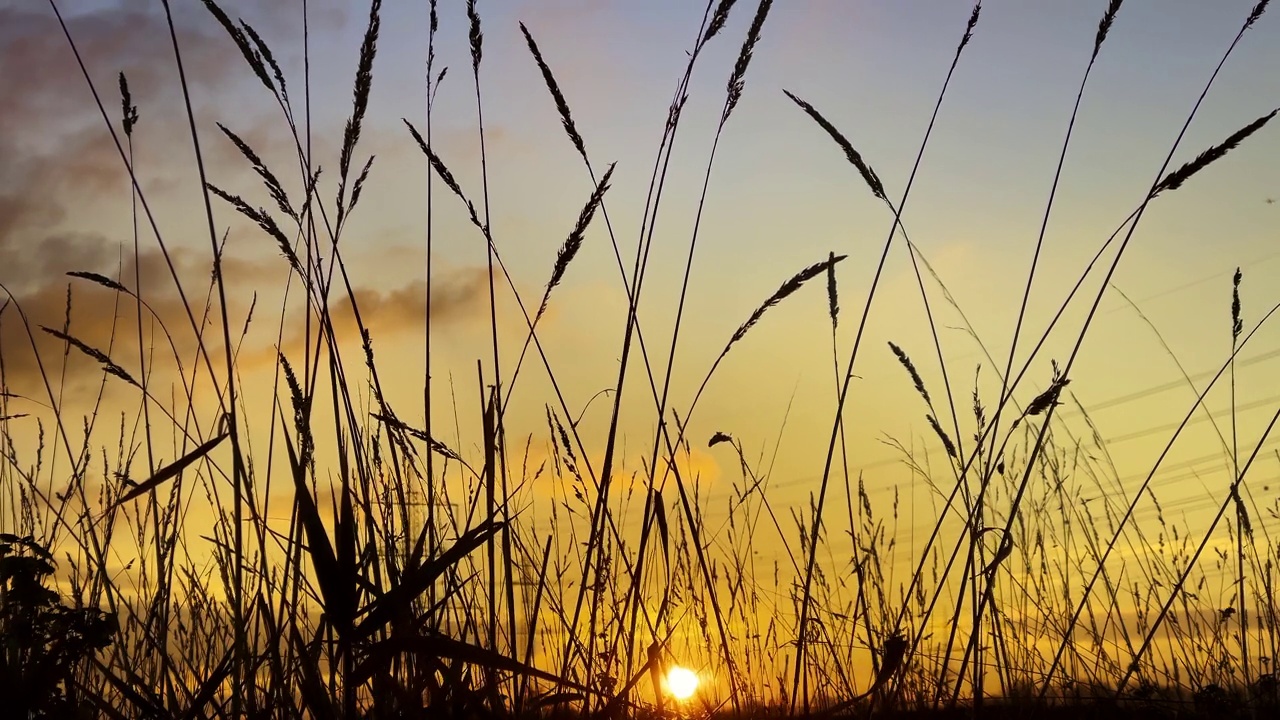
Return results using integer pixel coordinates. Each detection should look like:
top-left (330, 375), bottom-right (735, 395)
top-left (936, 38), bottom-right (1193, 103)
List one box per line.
top-left (665, 666), bottom-right (700, 701)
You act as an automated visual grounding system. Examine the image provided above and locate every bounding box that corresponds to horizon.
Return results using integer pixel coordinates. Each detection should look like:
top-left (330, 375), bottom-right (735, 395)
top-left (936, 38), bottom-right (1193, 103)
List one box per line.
top-left (1, 0), bottom-right (1279, 715)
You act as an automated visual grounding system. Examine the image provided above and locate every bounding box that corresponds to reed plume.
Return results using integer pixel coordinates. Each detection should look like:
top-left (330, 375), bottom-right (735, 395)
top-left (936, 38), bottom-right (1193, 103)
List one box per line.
top-left (519, 23), bottom-right (586, 161)
top-left (783, 90), bottom-right (887, 201)
top-left (1153, 108), bottom-right (1278, 196)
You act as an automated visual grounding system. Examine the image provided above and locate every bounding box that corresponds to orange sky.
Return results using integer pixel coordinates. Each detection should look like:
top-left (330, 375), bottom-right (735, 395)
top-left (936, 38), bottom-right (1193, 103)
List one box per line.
top-left (2, 0), bottom-right (1279, 692)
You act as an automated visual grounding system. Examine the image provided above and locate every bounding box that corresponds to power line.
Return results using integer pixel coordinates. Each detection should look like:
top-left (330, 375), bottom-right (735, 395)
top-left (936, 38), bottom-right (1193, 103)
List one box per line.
top-left (1103, 393), bottom-right (1280, 444)
top-left (1062, 346), bottom-right (1280, 415)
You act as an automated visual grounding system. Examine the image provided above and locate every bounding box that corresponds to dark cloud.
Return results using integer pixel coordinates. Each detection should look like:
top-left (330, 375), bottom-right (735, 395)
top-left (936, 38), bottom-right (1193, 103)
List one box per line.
top-left (0, 0), bottom-right (343, 395)
top-left (248, 270), bottom-right (493, 370)
top-left (1, 4), bottom-right (205, 397)
top-left (0, 0), bottom-right (481, 400)
top-left (340, 272), bottom-right (493, 331)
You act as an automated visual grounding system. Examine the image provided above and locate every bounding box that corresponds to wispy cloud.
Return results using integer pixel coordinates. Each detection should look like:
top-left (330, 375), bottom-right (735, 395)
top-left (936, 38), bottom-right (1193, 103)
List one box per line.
top-left (0, 1), bottom-right (348, 395)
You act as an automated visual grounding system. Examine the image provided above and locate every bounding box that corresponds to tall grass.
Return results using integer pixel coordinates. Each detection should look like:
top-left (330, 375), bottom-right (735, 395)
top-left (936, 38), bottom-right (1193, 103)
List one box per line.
top-left (2, 0), bottom-right (1279, 718)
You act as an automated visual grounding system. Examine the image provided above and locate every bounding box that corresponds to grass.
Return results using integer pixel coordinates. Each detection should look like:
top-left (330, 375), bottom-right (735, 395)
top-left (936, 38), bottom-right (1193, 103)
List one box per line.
top-left (2, 0), bottom-right (1280, 717)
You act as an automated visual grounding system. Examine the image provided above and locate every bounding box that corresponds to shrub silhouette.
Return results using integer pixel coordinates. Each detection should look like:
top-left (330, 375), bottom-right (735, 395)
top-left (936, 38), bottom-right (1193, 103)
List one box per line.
top-left (0, 534), bottom-right (117, 719)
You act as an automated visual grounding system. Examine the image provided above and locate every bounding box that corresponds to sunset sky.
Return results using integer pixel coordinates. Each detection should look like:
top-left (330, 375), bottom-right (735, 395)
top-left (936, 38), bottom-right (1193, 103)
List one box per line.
top-left (2, 0), bottom-right (1279, 595)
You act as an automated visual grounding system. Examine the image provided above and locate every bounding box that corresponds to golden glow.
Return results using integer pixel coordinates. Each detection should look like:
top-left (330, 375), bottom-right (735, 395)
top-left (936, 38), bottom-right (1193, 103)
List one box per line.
top-left (665, 666), bottom-right (699, 701)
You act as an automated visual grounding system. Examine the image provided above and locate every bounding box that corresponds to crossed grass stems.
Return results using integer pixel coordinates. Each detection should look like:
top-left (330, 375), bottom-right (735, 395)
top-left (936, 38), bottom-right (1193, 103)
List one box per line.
top-left (1, 0), bottom-right (1279, 716)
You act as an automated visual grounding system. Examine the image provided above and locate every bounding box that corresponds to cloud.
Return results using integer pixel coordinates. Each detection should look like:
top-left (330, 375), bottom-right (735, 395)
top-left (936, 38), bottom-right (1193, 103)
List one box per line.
top-left (341, 271), bottom-right (491, 331)
top-left (0, 1), bottom-right (349, 396)
top-left (250, 269), bottom-right (492, 369)
top-left (0, 0), bottom-right (499, 406)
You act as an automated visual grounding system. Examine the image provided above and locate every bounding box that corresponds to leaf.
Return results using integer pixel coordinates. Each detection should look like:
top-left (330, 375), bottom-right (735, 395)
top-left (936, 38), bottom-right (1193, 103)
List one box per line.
top-left (291, 624), bottom-right (338, 720)
top-left (115, 432), bottom-right (229, 506)
top-left (353, 521), bottom-right (503, 642)
top-left (178, 645), bottom-right (236, 720)
top-left (279, 414), bottom-right (348, 633)
top-left (355, 631), bottom-right (594, 693)
top-left (651, 489), bottom-right (669, 560)
top-left (531, 692), bottom-right (586, 709)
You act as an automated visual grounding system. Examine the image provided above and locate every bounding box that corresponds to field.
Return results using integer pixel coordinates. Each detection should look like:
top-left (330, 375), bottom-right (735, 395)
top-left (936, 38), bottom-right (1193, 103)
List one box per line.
top-left (2, 0), bottom-right (1279, 718)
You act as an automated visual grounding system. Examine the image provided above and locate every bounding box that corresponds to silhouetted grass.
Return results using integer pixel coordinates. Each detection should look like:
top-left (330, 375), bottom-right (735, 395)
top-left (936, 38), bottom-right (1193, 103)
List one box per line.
top-left (2, 0), bottom-right (1279, 718)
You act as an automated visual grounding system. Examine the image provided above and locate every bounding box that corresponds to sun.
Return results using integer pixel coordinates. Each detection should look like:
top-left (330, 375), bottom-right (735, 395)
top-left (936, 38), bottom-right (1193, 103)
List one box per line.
top-left (665, 665), bottom-right (700, 701)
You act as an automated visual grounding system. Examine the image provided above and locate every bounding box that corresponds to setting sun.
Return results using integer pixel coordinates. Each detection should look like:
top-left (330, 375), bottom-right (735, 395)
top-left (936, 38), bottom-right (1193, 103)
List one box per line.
top-left (665, 666), bottom-right (700, 701)
top-left (4, 1), bottom-right (1280, 718)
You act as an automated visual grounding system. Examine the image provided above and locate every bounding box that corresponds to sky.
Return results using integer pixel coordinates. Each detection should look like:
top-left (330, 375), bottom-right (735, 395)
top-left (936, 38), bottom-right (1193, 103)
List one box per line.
top-left (1, 0), bottom-right (1279, 664)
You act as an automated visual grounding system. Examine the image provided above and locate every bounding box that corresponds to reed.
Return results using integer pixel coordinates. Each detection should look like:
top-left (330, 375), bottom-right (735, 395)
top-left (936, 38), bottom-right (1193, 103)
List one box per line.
top-left (3, 1), bottom-right (1279, 718)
